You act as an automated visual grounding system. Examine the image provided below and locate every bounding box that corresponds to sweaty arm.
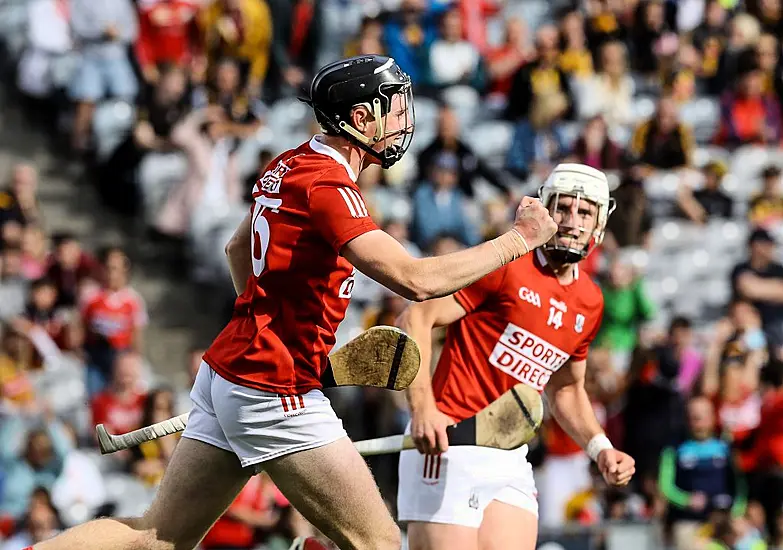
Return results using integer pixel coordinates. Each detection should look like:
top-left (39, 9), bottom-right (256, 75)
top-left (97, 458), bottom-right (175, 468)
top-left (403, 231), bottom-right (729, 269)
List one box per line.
top-left (544, 359), bottom-right (605, 450)
top-left (225, 212), bottom-right (253, 295)
top-left (398, 296), bottom-right (467, 412)
top-left (344, 229), bottom-right (527, 302)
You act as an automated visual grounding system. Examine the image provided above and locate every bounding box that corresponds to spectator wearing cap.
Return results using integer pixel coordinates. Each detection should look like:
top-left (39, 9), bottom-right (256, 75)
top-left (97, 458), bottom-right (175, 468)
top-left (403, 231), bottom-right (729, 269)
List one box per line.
top-left (715, 66), bottom-right (782, 149)
top-left (732, 228), bottom-right (783, 354)
top-left (749, 165), bottom-right (783, 230)
top-left (415, 106), bottom-right (508, 199)
top-left (659, 396), bottom-right (747, 550)
top-left (677, 160), bottom-right (733, 224)
top-left (410, 151), bottom-right (480, 251)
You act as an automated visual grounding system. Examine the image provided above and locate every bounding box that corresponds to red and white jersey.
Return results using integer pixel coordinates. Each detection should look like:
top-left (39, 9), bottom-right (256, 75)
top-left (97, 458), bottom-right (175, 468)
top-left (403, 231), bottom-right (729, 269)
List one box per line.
top-left (204, 136), bottom-right (379, 394)
top-left (433, 250), bottom-right (604, 422)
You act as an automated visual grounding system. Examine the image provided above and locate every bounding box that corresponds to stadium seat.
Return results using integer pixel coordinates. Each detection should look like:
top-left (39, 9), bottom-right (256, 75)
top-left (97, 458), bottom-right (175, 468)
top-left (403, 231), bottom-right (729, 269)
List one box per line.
top-left (465, 121), bottom-right (514, 167)
top-left (679, 98), bottom-right (720, 143)
top-left (643, 171), bottom-right (680, 202)
top-left (137, 152), bottom-right (189, 226)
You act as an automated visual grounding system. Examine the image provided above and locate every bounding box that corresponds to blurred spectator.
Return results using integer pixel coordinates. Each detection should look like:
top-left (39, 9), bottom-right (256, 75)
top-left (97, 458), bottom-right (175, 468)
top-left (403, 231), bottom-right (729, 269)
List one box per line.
top-left (485, 17), bottom-right (533, 103)
top-left (81, 247), bottom-right (147, 396)
top-left (23, 277), bottom-right (80, 352)
top-left (0, 326), bottom-right (37, 412)
top-left (453, 0), bottom-right (500, 54)
top-left (1, 488), bottom-right (61, 549)
top-left (344, 16), bottom-right (385, 58)
top-left (701, 301), bottom-right (765, 456)
top-left (566, 115), bottom-right (625, 172)
top-left (731, 228), bottom-right (783, 353)
top-left (716, 66), bottom-right (782, 148)
top-left (267, 0), bottom-right (324, 100)
top-left (0, 164), bottom-right (41, 229)
top-left (0, 246), bottom-right (31, 322)
top-left (558, 10), bottom-right (594, 82)
top-left (198, 0), bottom-right (274, 98)
top-left (49, 422), bottom-right (107, 527)
top-left (505, 24), bottom-right (575, 124)
top-left (578, 41), bottom-right (635, 129)
top-left (718, 14), bottom-right (761, 89)
top-left (68, 0), bottom-right (139, 152)
top-left (16, 0), bottom-right (74, 102)
top-left (755, 34), bottom-right (778, 97)
top-left (382, 0), bottom-right (442, 85)
top-left (629, 95), bottom-right (694, 174)
top-left (201, 472), bottom-right (293, 550)
top-left (130, 388), bottom-right (178, 487)
top-left (0, 413), bottom-right (72, 519)
top-left (692, 0), bottom-right (729, 96)
top-left (594, 256), bottom-right (656, 373)
top-left (416, 106), bottom-right (508, 199)
top-left (410, 151), bottom-right (480, 250)
top-left (632, 0), bottom-right (675, 76)
top-left (505, 92), bottom-right (569, 181)
top-left (135, 0), bottom-right (202, 86)
top-left (45, 233), bottom-right (101, 309)
top-left (659, 396), bottom-right (747, 550)
top-left (749, 165), bottom-right (783, 230)
top-left (425, 8), bottom-right (484, 91)
top-left (21, 226), bottom-right (49, 281)
top-left (604, 172), bottom-right (653, 249)
top-left (624, 317), bottom-right (695, 481)
top-left (90, 351), bottom-right (147, 440)
top-left (677, 160), bottom-right (734, 224)
top-left (101, 64), bottom-right (192, 217)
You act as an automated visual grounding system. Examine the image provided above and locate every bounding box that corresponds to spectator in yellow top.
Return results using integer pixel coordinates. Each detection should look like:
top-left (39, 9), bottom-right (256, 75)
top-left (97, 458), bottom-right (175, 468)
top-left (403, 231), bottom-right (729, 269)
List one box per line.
top-left (629, 95), bottom-right (694, 179)
top-left (198, 0), bottom-right (273, 97)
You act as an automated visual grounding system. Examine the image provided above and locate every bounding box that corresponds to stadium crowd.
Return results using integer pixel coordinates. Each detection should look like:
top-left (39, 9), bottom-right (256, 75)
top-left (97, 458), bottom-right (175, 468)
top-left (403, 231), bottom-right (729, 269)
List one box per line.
top-left (1, 0), bottom-right (783, 548)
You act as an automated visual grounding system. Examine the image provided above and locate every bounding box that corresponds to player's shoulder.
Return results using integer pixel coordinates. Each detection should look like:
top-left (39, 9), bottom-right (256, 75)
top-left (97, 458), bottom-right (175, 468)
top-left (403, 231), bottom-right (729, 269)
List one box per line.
top-left (575, 267), bottom-right (604, 307)
top-left (253, 136), bottom-right (358, 197)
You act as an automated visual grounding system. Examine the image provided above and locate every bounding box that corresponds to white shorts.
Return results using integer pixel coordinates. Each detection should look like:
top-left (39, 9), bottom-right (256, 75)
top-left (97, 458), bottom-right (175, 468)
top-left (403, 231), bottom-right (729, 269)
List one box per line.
top-left (182, 362), bottom-right (347, 470)
top-left (397, 424), bottom-right (538, 529)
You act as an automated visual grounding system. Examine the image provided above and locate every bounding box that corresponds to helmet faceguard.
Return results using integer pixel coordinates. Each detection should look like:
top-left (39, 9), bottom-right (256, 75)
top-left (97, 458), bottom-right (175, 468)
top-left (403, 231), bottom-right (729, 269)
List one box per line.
top-left (538, 163), bottom-right (616, 265)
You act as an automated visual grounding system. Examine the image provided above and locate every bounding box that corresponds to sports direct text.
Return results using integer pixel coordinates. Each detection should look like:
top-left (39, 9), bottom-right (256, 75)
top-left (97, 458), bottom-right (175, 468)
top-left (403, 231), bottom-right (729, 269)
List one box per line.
top-left (488, 323), bottom-right (569, 390)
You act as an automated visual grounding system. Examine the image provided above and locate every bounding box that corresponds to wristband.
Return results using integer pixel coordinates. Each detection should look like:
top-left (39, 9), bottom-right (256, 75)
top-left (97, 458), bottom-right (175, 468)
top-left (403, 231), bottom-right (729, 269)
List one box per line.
top-left (586, 433), bottom-right (613, 462)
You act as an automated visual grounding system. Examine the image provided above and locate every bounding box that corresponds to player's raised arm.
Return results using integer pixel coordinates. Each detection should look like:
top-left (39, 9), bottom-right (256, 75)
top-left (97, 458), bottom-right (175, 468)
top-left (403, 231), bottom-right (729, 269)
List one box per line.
top-left (343, 197), bottom-right (557, 302)
top-left (396, 296), bottom-right (467, 453)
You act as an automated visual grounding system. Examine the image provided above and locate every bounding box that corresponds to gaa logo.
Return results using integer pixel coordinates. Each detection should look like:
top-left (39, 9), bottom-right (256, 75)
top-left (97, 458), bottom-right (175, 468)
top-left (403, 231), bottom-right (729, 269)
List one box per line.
top-left (518, 286), bottom-right (542, 308)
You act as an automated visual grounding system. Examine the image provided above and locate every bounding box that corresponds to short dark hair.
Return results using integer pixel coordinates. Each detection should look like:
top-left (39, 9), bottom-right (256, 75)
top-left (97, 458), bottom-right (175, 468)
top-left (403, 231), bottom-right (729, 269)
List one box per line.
top-left (669, 316), bottom-right (692, 332)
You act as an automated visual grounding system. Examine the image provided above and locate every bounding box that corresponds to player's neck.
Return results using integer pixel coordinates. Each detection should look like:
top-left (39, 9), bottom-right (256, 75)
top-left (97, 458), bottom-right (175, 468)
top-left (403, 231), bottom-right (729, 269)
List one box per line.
top-left (544, 255), bottom-right (577, 284)
top-left (320, 135), bottom-right (367, 179)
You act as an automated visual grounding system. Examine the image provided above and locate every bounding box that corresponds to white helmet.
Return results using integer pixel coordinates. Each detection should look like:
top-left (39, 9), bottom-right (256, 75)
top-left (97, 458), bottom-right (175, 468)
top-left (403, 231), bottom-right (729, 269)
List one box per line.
top-left (537, 163), bottom-right (616, 264)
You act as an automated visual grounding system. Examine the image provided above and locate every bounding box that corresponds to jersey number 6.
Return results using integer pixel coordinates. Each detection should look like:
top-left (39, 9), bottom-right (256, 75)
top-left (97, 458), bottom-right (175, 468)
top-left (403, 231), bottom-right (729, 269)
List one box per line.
top-left (251, 195), bottom-right (283, 277)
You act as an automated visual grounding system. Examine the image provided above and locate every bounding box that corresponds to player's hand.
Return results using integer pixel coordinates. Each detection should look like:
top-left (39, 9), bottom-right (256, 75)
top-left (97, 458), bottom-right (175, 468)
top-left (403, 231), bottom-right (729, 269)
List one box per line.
top-left (410, 405), bottom-right (456, 455)
top-left (512, 197), bottom-right (558, 251)
top-left (597, 448), bottom-right (635, 487)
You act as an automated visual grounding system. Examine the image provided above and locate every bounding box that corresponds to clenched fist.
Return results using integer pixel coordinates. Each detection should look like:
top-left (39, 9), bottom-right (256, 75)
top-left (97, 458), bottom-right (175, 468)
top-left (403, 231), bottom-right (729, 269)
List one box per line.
top-left (513, 197), bottom-right (558, 251)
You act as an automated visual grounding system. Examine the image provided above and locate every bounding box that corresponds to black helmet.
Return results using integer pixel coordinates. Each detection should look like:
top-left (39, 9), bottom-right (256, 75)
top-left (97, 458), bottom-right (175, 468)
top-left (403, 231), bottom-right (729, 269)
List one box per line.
top-left (301, 55), bottom-right (415, 169)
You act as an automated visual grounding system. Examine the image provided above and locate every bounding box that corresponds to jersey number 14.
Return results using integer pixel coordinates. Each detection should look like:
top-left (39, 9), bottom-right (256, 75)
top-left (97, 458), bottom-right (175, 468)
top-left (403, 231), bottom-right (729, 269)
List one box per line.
top-left (251, 195), bottom-right (283, 277)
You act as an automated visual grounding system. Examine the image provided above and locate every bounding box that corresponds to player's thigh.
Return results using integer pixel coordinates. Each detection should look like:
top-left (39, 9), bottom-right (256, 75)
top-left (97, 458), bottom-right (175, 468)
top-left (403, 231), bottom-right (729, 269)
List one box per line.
top-left (406, 522), bottom-right (479, 550)
top-left (142, 437), bottom-right (251, 546)
top-left (478, 500), bottom-right (538, 550)
top-left (263, 436), bottom-right (400, 550)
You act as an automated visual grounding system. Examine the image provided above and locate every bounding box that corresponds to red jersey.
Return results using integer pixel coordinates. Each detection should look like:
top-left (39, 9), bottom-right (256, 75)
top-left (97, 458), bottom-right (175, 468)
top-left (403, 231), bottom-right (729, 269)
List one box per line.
top-left (82, 287), bottom-right (148, 350)
top-left (204, 136), bottom-right (379, 394)
top-left (91, 391), bottom-right (147, 436)
top-left (433, 250), bottom-right (604, 422)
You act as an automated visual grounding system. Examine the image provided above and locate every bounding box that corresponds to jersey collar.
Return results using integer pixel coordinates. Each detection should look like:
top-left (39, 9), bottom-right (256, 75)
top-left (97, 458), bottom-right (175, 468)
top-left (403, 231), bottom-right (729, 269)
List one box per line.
top-left (309, 135), bottom-right (358, 183)
top-left (536, 249), bottom-right (579, 280)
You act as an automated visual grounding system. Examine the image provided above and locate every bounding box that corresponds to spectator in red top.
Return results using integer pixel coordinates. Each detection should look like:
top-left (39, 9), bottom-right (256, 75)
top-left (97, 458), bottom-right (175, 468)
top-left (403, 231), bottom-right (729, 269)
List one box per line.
top-left (200, 472), bottom-right (290, 549)
top-left (90, 351), bottom-right (147, 443)
top-left (81, 246), bottom-right (148, 397)
top-left (716, 65), bottom-right (782, 149)
top-left (485, 17), bottom-right (533, 102)
top-left (45, 233), bottom-right (101, 309)
top-left (135, 0), bottom-right (202, 86)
